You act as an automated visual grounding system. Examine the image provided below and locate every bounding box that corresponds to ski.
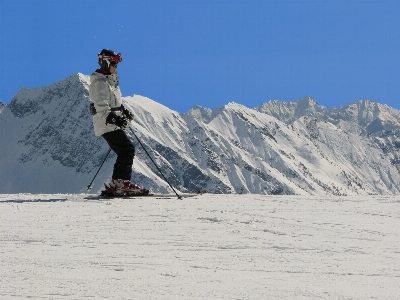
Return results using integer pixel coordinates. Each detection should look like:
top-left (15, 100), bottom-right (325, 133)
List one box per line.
top-left (85, 183), bottom-right (207, 200)
top-left (84, 193), bottom-right (202, 201)
top-left (84, 184), bottom-right (207, 200)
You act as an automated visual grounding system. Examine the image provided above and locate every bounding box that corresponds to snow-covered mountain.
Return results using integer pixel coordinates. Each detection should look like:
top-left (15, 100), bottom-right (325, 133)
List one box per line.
top-left (256, 96), bottom-right (400, 133)
top-left (1, 74), bottom-right (400, 195)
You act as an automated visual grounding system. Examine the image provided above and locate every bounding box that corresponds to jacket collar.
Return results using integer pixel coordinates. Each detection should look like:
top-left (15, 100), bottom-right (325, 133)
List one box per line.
top-left (96, 68), bottom-right (111, 75)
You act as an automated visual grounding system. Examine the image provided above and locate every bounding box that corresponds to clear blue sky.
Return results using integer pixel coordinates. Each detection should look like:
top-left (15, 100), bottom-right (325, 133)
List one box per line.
top-left (1, 0), bottom-right (400, 112)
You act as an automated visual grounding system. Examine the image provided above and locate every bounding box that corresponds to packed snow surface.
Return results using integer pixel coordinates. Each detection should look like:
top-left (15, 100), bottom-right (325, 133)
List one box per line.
top-left (1, 193), bottom-right (399, 299)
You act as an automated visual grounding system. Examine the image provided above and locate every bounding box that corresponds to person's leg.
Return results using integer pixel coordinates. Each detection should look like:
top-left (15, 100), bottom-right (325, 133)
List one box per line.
top-left (102, 130), bottom-right (148, 195)
top-left (102, 129), bottom-right (135, 180)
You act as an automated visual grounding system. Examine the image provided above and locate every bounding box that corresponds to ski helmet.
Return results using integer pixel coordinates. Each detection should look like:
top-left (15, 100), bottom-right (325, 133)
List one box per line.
top-left (98, 49), bottom-right (122, 71)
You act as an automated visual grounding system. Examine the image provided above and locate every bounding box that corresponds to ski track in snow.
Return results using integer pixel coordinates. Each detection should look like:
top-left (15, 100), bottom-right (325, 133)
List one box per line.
top-left (0, 194), bottom-right (399, 299)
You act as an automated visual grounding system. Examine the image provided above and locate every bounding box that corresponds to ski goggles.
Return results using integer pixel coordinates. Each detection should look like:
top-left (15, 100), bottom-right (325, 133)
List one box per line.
top-left (99, 52), bottom-right (122, 63)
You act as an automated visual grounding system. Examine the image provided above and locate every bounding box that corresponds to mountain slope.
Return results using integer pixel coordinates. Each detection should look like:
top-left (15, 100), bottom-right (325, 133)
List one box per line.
top-left (0, 101), bottom-right (5, 113)
top-left (1, 75), bottom-right (400, 195)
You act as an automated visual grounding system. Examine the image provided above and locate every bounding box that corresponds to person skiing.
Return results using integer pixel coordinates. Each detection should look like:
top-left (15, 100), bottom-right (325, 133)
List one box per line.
top-left (89, 48), bottom-right (149, 195)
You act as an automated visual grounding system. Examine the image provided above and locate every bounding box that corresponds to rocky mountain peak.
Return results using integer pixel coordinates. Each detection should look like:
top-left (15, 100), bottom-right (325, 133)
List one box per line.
top-left (185, 105), bottom-right (213, 123)
top-left (294, 96), bottom-right (322, 118)
top-left (7, 73), bottom-right (89, 119)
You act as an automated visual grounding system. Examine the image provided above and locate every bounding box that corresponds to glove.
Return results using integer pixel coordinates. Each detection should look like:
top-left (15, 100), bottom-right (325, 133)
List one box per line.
top-left (106, 111), bottom-right (128, 129)
top-left (121, 105), bottom-right (134, 121)
top-left (89, 103), bottom-right (97, 115)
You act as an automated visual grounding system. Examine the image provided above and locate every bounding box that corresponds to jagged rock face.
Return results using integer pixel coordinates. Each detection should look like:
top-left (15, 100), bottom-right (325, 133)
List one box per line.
top-left (7, 75), bottom-right (105, 173)
top-left (1, 76), bottom-right (400, 195)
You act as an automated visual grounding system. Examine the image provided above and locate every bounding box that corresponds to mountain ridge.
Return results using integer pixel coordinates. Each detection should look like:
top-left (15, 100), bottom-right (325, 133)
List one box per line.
top-left (255, 96), bottom-right (400, 134)
top-left (1, 73), bottom-right (400, 195)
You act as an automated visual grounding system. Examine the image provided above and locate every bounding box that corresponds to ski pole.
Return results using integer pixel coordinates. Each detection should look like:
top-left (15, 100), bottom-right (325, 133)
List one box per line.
top-left (129, 126), bottom-right (182, 199)
top-left (87, 148), bottom-right (112, 190)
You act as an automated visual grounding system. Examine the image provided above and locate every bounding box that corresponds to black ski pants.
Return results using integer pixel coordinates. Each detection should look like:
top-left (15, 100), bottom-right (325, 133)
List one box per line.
top-left (102, 129), bottom-right (135, 181)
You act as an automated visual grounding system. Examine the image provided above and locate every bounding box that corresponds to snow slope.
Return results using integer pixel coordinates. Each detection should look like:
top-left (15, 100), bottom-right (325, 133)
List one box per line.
top-left (0, 101), bottom-right (5, 113)
top-left (0, 193), bottom-right (399, 299)
top-left (2, 74), bottom-right (400, 195)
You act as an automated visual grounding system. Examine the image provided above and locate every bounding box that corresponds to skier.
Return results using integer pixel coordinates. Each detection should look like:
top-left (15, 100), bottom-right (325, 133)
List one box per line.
top-left (89, 48), bottom-right (149, 195)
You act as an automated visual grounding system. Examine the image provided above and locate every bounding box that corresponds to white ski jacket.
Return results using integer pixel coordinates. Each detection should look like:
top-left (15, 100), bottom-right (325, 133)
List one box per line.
top-left (89, 71), bottom-right (124, 136)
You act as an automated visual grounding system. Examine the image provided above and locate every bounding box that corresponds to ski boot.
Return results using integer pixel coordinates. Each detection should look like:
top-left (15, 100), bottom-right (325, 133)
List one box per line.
top-left (109, 179), bottom-right (149, 196)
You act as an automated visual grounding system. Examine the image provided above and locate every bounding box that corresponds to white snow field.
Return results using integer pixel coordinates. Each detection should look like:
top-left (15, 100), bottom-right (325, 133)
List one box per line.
top-left (1, 193), bottom-right (399, 299)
